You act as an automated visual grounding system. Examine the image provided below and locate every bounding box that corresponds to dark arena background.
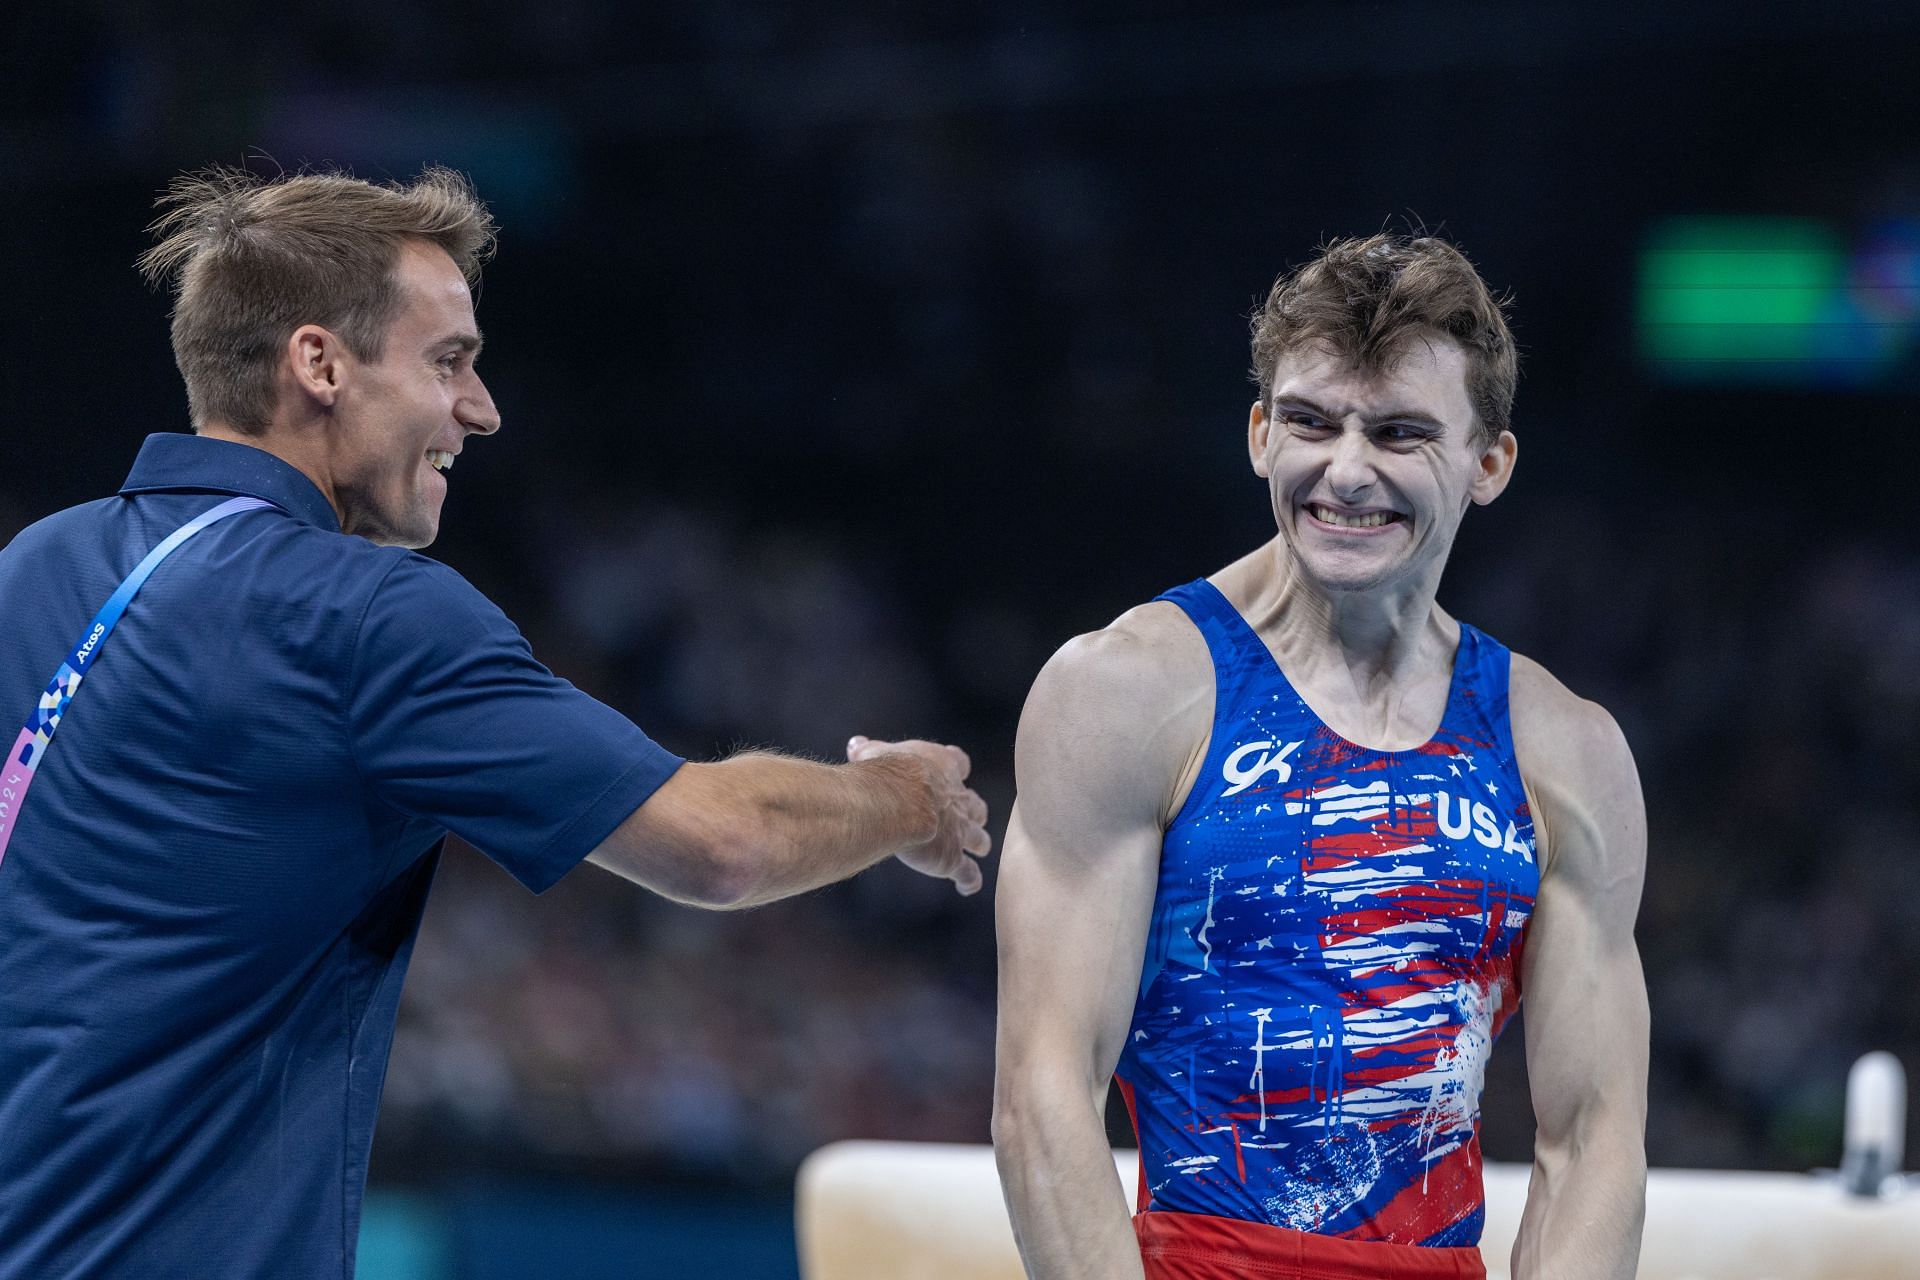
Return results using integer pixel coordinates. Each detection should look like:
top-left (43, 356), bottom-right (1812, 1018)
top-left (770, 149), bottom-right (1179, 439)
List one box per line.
top-left (5, 3), bottom-right (1920, 1276)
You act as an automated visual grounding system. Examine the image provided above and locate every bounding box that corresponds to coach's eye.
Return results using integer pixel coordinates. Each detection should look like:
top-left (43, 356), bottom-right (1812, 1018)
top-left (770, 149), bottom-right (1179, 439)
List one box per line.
top-left (1282, 413), bottom-right (1330, 431)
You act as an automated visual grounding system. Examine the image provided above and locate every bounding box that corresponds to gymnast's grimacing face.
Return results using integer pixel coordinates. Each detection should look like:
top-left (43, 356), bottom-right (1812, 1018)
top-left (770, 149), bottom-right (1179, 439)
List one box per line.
top-left (1248, 335), bottom-right (1517, 596)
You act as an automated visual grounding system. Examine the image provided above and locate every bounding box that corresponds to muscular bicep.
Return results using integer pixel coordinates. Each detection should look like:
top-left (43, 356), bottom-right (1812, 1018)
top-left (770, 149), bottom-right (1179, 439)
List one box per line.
top-left (1516, 690), bottom-right (1650, 1142)
top-left (997, 798), bottom-right (1165, 1096)
top-left (995, 622), bottom-right (1207, 1103)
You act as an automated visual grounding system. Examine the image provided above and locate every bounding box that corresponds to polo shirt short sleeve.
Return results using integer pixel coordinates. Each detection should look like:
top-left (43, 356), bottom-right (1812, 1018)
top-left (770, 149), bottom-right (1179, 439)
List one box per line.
top-left (350, 553), bottom-right (682, 892)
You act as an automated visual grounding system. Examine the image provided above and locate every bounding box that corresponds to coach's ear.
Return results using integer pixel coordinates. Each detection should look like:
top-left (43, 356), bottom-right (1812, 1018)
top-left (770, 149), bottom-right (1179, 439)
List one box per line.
top-left (1469, 428), bottom-right (1518, 505)
top-left (285, 324), bottom-right (347, 410)
top-left (1248, 400), bottom-right (1273, 478)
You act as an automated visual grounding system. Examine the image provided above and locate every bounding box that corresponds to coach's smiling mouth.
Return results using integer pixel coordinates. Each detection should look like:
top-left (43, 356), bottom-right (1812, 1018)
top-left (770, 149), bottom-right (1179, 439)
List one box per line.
top-left (426, 449), bottom-right (455, 472)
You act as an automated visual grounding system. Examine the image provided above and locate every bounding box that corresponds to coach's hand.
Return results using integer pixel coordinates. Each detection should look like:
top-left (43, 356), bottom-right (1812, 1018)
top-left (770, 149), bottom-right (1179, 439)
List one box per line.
top-left (847, 736), bottom-right (993, 895)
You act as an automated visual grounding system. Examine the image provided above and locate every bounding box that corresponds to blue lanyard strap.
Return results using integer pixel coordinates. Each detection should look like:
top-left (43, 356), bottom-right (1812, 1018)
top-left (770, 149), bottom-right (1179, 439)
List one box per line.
top-left (0, 495), bottom-right (277, 863)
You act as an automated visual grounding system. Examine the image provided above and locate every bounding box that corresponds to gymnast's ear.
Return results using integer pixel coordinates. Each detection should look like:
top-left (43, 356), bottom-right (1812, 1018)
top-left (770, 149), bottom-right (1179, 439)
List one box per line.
top-left (1248, 400), bottom-right (1273, 478)
top-left (1469, 427), bottom-right (1518, 505)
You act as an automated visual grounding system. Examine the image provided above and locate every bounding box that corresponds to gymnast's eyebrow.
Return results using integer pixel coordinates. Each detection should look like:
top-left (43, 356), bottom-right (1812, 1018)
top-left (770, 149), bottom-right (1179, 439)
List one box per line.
top-left (1274, 396), bottom-right (1445, 431)
top-left (1368, 409), bottom-right (1445, 431)
top-left (1270, 395), bottom-right (1339, 420)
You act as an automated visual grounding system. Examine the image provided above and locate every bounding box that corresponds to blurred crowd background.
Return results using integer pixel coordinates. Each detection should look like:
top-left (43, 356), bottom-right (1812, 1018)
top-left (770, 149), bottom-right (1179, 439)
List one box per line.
top-left (5, 0), bottom-right (1920, 1267)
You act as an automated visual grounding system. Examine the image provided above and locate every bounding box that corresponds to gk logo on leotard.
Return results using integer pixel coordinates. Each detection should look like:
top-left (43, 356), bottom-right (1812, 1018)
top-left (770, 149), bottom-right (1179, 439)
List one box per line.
top-left (1221, 739), bottom-right (1303, 796)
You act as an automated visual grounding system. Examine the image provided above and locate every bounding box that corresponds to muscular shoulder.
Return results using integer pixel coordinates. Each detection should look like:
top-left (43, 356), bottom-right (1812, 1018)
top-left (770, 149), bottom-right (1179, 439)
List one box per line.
top-left (1025, 601), bottom-right (1211, 729)
top-left (1507, 652), bottom-right (1644, 878)
top-left (1508, 654), bottom-right (1633, 781)
top-left (1016, 601), bottom-right (1214, 826)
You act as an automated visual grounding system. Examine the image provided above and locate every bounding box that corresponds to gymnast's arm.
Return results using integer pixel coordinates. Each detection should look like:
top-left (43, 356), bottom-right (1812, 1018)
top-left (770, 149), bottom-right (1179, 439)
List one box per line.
top-left (1508, 656), bottom-right (1650, 1280)
top-left (993, 614), bottom-right (1209, 1280)
top-left (587, 739), bottom-right (992, 909)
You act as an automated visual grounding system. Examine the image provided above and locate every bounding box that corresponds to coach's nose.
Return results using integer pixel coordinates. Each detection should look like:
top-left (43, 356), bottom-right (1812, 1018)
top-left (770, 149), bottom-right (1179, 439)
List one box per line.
top-left (459, 373), bottom-right (501, 437)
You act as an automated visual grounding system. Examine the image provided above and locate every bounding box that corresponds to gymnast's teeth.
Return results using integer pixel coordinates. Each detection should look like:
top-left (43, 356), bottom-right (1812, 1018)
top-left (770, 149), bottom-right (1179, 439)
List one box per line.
top-left (1309, 504), bottom-right (1395, 528)
top-left (427, 450), bottom-right (454, 472)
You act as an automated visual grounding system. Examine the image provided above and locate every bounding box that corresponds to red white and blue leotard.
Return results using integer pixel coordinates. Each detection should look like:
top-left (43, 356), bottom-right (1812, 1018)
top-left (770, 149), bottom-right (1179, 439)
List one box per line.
top-left (1117, 579), bottom-right (1538, 1249)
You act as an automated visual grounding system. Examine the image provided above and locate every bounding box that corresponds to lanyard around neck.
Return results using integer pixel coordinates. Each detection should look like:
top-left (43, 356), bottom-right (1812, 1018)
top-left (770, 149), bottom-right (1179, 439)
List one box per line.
top-left (0, 495), bottom-right (278, 866)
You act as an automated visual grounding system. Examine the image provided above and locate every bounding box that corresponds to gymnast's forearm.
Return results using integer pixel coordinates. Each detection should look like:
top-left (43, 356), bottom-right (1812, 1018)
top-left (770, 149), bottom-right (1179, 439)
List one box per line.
top-left (993, 1076), bottom-right (1144, 1280)
top-left (1510, 1124), bottom-right (1647, 1280)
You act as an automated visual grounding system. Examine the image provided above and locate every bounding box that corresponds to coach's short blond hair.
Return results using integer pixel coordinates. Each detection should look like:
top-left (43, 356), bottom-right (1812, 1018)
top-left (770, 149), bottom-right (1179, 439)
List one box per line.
top-left (138, 166), bottom-right (496, 433)
top-left (1250, 234), bottom-right (1517, 445)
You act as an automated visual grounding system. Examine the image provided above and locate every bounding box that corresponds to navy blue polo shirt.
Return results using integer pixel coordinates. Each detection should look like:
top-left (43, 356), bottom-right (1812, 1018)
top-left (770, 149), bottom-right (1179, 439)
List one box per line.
top-left (0, 434), bottom-right (683, 1278)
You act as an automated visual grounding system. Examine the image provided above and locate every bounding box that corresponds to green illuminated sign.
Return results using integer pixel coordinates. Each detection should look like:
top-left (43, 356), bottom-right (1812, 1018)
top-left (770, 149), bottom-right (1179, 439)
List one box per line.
top-left (1637, 217), bottom-right (1908, 383)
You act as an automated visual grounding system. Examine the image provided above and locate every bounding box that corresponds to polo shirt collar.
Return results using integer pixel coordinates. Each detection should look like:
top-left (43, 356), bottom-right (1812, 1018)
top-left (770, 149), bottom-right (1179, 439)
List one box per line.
top-left (119, 433), bottom-right (343, 533)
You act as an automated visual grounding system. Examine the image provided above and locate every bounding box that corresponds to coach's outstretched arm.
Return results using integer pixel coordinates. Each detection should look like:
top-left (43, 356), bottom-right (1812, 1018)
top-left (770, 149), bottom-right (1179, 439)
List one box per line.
top-left (994, 613), bottom-right (1208, 1280)
top-left (1510, 659), bottom-right (1650, 1280)
top-left (588, 737), bottom-right (992, 909)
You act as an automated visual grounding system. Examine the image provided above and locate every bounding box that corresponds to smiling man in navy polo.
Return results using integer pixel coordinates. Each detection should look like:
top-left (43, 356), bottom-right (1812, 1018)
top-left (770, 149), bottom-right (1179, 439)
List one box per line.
top-left (0, 167), bottom-right (993, 1279)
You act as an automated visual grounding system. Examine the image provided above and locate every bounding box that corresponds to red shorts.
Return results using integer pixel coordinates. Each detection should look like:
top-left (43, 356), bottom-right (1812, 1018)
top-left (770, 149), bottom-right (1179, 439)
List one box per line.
top-left (1135, 1210), bottom-right (1487, 1280)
